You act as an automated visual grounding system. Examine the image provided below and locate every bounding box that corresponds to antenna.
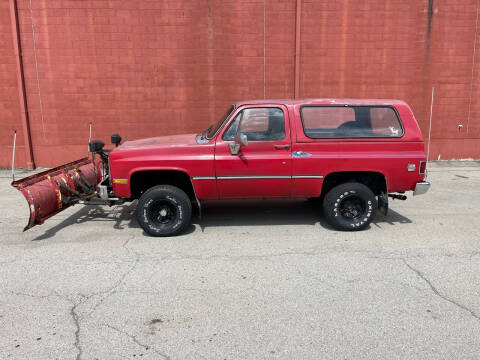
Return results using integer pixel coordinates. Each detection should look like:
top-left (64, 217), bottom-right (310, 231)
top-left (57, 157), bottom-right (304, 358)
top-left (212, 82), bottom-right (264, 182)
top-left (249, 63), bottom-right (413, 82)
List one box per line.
top-left (88, 122), bottom-right (92, 154)
top-left (426, 86), bottom-right (434, 178)
top-left (12, 130), bottom-right (17, 182)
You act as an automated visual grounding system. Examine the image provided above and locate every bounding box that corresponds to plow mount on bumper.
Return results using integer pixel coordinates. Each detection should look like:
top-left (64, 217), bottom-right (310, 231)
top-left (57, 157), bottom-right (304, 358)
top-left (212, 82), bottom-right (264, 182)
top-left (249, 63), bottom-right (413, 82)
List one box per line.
top-left (12, 158), bottom-right (105, 231)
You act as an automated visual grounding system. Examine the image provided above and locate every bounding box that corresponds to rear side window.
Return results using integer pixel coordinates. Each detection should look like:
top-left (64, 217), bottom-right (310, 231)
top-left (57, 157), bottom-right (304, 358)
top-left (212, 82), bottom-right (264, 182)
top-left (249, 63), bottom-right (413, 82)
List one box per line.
top-left (300, 105), bottom-right (403, 138)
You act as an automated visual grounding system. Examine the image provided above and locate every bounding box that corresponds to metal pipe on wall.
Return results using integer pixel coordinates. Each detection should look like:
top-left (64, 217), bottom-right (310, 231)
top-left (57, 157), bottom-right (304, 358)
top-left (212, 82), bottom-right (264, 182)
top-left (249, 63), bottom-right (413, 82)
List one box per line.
top-left (294, 0), bottom-right (302, 99)
top-left (8, 0), bottom-right (35, 169)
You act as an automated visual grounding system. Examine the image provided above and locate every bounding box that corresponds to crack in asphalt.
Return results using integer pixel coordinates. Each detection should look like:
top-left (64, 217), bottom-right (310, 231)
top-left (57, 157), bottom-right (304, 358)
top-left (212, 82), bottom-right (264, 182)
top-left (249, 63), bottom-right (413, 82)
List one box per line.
top-left (103, 323), bottom-right (170, 359)
top-left (85, 236), bottom-right (139, 318)
top-left (1, 291), bottom-right (53, 299)
top-left (70, 302), bottom-right (82, 360)
top-left (402, 259), bottom-right (480, 321)
top-left (54, 290), bottom-right (94, 360)
top-left (59, 292), bottom-right (92, 360)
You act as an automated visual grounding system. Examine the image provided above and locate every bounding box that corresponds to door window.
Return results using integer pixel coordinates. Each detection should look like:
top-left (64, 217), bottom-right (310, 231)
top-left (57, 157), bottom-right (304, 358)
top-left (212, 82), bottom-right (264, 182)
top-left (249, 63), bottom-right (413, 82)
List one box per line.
top-left (223, 107), bottom-right (285, 141)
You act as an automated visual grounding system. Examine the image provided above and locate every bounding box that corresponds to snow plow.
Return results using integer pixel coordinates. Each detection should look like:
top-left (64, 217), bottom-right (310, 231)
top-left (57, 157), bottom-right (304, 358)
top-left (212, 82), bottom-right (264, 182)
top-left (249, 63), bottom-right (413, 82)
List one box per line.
top-left (11, 134), bottom-right (124, 231)
top-left (11, 158), bottom-right (102, 231)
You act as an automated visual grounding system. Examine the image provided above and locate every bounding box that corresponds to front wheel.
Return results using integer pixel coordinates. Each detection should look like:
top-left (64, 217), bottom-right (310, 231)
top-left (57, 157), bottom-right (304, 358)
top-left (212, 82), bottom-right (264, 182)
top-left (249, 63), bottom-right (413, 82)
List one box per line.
top-left (323, 182), bottom-right (377, 231)
top-left (136, 185), bottom-right (192, 237)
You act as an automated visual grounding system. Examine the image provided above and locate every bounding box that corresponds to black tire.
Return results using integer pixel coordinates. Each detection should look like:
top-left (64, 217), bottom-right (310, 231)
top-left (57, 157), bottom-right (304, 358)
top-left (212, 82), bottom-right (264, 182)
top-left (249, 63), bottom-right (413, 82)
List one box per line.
top-left (136, 185), bottom-right (192, 237)
top-left (323, 182), bottom-right (377, 231)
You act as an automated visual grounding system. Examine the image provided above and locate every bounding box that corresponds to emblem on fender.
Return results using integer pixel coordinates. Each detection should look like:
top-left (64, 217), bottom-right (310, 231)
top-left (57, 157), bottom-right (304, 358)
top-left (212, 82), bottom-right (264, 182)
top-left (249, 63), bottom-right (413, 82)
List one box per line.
top-left (292, 151), bottom-right (312, 158)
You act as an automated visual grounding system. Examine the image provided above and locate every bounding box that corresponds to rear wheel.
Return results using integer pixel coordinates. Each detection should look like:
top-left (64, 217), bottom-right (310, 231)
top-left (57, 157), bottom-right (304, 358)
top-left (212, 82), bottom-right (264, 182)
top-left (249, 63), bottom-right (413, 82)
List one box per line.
top-left (136, 185), bottom-right (192, 237)
top-left (323, 182), bottom-right (377, 231)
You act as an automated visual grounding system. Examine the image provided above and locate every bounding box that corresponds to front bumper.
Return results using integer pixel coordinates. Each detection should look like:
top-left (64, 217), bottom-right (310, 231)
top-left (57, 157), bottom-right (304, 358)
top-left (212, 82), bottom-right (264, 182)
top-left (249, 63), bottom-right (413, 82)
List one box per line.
top-left (413, 181), bottom-right (430, 196)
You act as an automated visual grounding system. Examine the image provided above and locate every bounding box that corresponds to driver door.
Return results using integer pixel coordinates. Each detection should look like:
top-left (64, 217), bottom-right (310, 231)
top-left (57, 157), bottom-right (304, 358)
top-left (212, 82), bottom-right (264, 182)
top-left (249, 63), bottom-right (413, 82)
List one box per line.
top-left (214, 105), bottom-right (292, 199)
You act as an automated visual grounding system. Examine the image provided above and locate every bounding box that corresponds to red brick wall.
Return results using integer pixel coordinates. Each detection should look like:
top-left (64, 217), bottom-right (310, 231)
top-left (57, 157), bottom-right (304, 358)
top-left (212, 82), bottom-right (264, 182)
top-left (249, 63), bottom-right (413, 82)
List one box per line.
top-left (2, 0), bottom-right (480, 168)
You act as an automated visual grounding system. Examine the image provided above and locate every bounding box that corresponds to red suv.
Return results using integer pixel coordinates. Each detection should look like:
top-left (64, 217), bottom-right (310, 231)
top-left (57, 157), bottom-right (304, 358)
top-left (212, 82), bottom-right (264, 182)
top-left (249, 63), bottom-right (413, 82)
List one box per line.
top-left (13, 99), bottom-right (430, 236)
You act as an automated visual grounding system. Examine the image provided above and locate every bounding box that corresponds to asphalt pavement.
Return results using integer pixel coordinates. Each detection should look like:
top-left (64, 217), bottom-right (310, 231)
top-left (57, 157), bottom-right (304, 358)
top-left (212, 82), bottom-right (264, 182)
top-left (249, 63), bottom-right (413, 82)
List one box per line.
top-left (0, 161), bottom-right (479, 359)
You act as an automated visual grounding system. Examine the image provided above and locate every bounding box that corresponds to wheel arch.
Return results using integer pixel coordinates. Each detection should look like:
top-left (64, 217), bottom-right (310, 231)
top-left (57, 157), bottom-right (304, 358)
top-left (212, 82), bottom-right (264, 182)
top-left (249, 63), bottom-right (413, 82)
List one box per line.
top-left (321, 171), bottom-right (388, 196)
top-left (129, 168), bottom-right (197, 201)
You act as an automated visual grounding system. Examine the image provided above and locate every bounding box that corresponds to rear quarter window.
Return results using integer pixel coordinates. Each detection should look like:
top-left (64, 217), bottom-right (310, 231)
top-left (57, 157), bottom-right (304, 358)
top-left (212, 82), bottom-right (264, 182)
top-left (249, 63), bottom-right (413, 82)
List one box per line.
top-left (300, 105), bottom-right (404, 138)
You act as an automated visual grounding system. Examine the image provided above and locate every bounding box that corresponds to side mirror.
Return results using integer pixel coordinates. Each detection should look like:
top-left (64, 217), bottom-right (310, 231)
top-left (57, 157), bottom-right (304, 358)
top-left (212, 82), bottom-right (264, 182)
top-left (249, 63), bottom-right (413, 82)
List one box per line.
top-left (111, 134), bottom-right (122, 147)
top-left (236, 132), bottom-right (248, 147)
top-left (229, 132), bottom-right (248, 155)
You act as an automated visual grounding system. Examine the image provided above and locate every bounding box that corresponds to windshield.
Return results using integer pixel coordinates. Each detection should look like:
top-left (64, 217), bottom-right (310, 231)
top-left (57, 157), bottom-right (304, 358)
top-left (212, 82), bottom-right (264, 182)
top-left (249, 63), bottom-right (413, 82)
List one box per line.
top-left (202, 105), bottom-right (235, 139)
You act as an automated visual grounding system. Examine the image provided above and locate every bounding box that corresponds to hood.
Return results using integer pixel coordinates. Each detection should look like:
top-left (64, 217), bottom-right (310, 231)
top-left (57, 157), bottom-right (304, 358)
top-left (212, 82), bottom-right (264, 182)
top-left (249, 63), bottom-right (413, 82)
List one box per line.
top-left (115, 133), bottom-right (198, 150)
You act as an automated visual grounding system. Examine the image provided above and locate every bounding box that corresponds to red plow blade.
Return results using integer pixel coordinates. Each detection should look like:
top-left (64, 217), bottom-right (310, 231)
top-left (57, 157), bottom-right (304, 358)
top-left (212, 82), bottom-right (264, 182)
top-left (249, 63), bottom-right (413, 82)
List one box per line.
top-left (11, 158), bottom-right (101, 231)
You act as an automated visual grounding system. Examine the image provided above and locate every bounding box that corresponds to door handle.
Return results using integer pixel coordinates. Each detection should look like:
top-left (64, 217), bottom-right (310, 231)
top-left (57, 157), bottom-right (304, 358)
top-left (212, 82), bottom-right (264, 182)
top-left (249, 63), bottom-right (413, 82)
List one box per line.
top-left (274, 144), bottom-right (290, 150)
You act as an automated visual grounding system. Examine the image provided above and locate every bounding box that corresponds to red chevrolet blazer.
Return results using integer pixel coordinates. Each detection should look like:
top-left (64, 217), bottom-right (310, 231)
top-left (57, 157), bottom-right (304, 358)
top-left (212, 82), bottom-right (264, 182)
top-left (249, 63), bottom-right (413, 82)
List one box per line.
top-left (13, 99), bottom-right (430, 236)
